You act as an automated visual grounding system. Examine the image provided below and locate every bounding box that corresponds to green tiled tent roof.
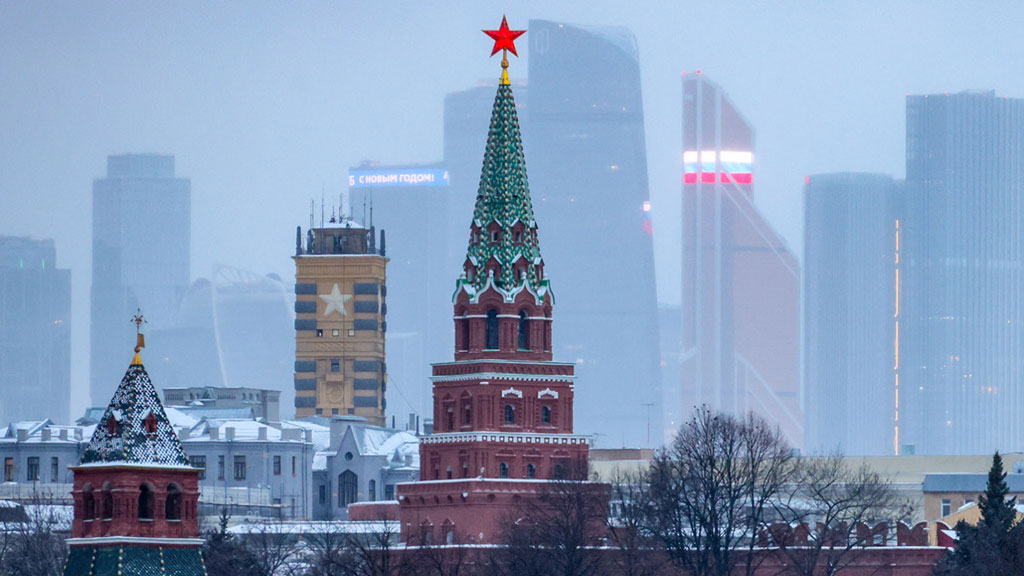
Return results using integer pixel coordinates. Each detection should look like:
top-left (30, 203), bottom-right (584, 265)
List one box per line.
top-left (63, 545), bottom-right (206, 576)
top-left (80, 357), bottom-right (189, 467)
top-left (458, 81), bottom-right (551, 302)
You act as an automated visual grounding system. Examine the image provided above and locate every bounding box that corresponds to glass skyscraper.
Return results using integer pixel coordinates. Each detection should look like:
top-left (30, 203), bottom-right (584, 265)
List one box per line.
top-left (0, 237), bottom-right (71, 424)
top-left (680, 73), bottom-right (802, 448)
top-left (899, 91), bottom-right (1024, 455)
top-left (803, 173), bottom-right (900, 455)
top-left (90, 154), bottom-right (190, 407)
top-left (524, 19), bottom-right (661, 448)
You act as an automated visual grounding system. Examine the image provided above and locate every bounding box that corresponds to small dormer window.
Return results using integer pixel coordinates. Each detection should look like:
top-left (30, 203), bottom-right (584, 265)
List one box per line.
top-left (107, 418), bottom-right (119, 436)
top-left (490, 230), bottom-right (500, 243)
top-left (144, 413), bottom-right (158, 436)
top-left (514, 230), bottom-right (523, 243)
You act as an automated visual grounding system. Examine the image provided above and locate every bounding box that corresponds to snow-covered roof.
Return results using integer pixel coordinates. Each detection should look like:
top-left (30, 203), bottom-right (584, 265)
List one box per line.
top-left (280, 420), bottom-right (331, 451)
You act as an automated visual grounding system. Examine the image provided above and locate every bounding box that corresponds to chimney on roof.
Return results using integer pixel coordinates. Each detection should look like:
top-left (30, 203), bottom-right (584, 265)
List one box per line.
top-left (59, 429), bottom-right (68, 441)
top-left (225, 427), bottom-right (236, 441)
top-left (16, 429), bottom-right (27, 442)
top-left (258, 427), bottom-right (267, 441)
top-left (408, 413), bottom-right (416, 432)
top-left (74, 428), bottom-right (83, 441)
top-left (209, 425), bottom-right (219, 440)
top-left (178, 427), bottom-right (190, 440)
top-left (41, 428), bottom-right (51, 442)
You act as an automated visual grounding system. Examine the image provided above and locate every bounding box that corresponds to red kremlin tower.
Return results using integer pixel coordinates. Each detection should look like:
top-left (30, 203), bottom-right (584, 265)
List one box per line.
top-left (63, 319), bottom-right (206, 576)
top-left (396, 17), bottom-right (607, 545)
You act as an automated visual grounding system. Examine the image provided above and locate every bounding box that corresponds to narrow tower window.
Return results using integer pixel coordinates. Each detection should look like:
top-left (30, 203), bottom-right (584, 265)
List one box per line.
top-left (518, 311), bottom-right (530, 350)
top-left (504, 404), bottom-right (515, 424)
top-left (485, 310), bottom-right (499, 350)
top-left (138, 484), bottom-right (154, 520)
top-left (499, 462), bottom-right (509, 478)
top-left (82, 484), bottom-right (95, 520)
top-left (165, 484), bottom-right (182, 521)
top-left (541, 405), bottom-right (551, 425)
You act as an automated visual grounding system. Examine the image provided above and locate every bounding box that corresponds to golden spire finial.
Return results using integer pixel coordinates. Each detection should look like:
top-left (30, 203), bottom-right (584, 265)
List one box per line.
top-left (131, 310), bottom-right (147, 364)
top-left (483, 16), bottom-right (525, 86)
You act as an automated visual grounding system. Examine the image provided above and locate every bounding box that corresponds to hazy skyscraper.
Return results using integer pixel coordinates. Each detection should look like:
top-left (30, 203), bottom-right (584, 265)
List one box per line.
top-left (680, 73), bottom-right (802, 448)
top-left (524, 19), bottom-right (661, 447)
top-left (90, 154), bottom-right (190, 407)
top-left (804, 173), bottom-right (900, 456)
top-left (899, 91), bottom-right (1024, 455)
top-left (349, 164), bottom-right (452, 418)
top-left (0, 237), bottom-right (71, 424)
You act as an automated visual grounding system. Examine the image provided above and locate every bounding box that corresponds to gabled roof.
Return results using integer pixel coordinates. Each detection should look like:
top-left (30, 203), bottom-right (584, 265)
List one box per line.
top-left (80, 355), bottom-right (189, 467)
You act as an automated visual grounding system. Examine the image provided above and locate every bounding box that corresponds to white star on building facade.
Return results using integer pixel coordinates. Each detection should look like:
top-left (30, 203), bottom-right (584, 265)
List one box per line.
top-left (319, 283), bottom-right (351, 317)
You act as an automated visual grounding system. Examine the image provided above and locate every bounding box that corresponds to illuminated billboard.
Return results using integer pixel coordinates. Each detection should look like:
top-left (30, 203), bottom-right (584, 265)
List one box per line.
top-left (348, 168), bottom-right (450, 188)
top-left (683, 150), bottom-right (753, 184)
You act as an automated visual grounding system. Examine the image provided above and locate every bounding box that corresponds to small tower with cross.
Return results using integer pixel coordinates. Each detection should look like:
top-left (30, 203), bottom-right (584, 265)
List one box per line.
top-left (63, 313), bottom-right (206, 575)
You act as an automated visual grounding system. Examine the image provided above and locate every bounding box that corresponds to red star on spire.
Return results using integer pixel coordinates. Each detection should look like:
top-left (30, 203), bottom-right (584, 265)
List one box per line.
top-left (483, 15), bottom-right (526, 57)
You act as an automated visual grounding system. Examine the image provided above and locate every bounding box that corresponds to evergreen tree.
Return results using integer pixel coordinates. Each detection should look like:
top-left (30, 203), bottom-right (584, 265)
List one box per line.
top-left (935, 452), bottom-right (1024, 576)
top-left (978, 452), bottom-right (1016, 533)
top-left (202, 508), bottom-right (259, 576)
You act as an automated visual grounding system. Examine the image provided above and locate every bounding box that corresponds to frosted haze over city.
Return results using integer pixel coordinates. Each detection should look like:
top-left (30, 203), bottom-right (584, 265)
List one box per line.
top-left (1, 2), bottom-right (1023, 441)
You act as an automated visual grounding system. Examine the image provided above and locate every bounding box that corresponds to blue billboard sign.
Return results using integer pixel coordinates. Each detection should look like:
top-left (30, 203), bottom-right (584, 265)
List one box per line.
top-left (348, 168), bottom-right (450, 188)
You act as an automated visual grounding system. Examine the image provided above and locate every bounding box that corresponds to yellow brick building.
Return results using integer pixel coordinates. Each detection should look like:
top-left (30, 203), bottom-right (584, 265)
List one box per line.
top-left (293, 219), bottom-right (387, 424)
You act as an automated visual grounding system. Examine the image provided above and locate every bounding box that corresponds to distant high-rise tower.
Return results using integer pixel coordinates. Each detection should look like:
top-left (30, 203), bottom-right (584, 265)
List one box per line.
top-left (0, 237), bottom-right (71, 424)
top-left (680, 73), bottom-right (802, 447)
top-left (349, 163), bottom-right (452, 418)
top-left (899, 91), bottom-right (1024, 455)
top-left (292, 217), bottom-right (388, 423)
top-left (524, 19), bottom-right (661, 447)
top-left (90, 154), bottom-right (190, 407)
top-left (804, 173), bottom-right (900, 456)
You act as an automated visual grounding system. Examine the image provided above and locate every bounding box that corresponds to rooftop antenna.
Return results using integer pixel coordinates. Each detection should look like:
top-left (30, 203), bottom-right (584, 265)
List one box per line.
top-left (362, 192), bottom-right (367, 227)
top-left (369, 194), bottom-right (374, 228)
top-left (309, 199), bottom-right (314, 231)
top-left (320, 189), bottom-right (325, 229)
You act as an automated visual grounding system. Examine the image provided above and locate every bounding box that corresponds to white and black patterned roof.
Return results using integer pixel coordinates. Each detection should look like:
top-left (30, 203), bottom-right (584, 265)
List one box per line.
top-left (81, 355), bottom-right (189, 467)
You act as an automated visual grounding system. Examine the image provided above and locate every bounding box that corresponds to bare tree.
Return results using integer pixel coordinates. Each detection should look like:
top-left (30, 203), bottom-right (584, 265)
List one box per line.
top-left (495, 461), bottom-right (607, 576)
top-left (1, 491), bottom-right (70, 576)
top-left (771, 455), bottom-right (909, 576)
top-left (646, 407), bottom-right (795, 576)
top-left (605, 469), bottom-right (663, 576)
top-left (304, 517), bottom-right (411, 576)
top-left (243, 515), bottom-right (302, 576)
top-left (408, 529), bottom-right (476, 576)
top-left (737, 413), bottom-right (796, 576)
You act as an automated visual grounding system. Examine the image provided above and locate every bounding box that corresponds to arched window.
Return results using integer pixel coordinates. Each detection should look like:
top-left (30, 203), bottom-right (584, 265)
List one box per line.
top-left (463, 402), bottom-right (473, 426)
top-left (82, 484), bottom-right (95, 520)
top-left (446, 407), bottom-right (455, 431)
top-left (446, 466), bottom-right (453, 479)
top-left (527, 464), bottom-right (536, 479)
top-left (338, 470), bottom-right (358, 508)
top-left (499, 462), bottom-right (509, 478)
top-left (485, 310), bottom-right (499, 350)
top-left (138, 484), bottom-right (154, 520)
top-left (102, 482), bottom-right (113, 520)
top-left (552, 463), bottom-right (564, 480)
top-left (541, 406), bottom-right (552, 425)
top-left (504, 404), bottom-right (515, 424)
top-left (462, 463), bottom-right (469, 478)
top-left (518, 311), bottom-right (530, 350)
top-left (368, 479), bottom-right (376, 502)
top-left (165, 484), bottom-right (182, 521)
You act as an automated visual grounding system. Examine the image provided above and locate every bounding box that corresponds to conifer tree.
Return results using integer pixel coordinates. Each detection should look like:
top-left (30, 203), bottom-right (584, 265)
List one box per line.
top-left (935, 452), bottom-right (1024, 576)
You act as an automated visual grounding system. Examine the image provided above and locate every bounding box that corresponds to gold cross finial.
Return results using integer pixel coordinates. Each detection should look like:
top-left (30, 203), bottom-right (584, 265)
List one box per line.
top-left (131, 309), bottom-right (147, 354)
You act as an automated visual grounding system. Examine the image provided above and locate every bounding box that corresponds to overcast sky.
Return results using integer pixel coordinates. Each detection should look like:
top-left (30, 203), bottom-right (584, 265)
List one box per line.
top-left (2, 1), bottom-right (1023, 416)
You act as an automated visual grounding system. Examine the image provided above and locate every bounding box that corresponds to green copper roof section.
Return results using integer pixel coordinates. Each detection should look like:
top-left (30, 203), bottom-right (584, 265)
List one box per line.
top-left (81, 357), bottom-right (190, 467)
top-left (64, 545), bottom-right (207, 576)
top-left (459, 81), bottom-right (550, 301)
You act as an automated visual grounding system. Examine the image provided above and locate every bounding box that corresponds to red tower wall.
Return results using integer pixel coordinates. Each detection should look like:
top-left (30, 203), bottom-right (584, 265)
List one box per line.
top-left (70, 465), bottom-right (200, 540)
